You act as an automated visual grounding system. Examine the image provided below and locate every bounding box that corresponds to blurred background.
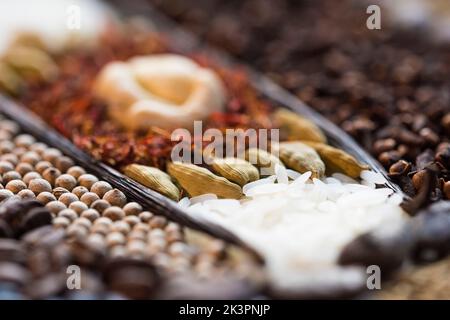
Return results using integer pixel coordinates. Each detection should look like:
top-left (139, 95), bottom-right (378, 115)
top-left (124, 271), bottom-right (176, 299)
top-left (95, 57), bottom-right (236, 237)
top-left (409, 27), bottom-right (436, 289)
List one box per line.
top-left (144, 0), bottom-right (450, 299)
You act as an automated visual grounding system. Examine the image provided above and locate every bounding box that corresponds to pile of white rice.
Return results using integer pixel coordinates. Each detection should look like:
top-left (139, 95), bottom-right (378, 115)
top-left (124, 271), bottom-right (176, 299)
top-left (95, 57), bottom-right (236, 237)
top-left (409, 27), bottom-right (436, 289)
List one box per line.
top-left (179, 165), bottom-right (407, 293)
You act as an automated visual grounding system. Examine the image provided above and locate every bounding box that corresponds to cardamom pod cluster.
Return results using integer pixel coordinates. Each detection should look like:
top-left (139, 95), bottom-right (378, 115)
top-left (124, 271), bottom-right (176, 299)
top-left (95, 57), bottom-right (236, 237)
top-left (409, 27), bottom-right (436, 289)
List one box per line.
top-left (167, 162), bottom-right (243, 199)
top-left (121, 108), bottom-right (369, 201)
top-left (124, 164), bottom-right (181, 201)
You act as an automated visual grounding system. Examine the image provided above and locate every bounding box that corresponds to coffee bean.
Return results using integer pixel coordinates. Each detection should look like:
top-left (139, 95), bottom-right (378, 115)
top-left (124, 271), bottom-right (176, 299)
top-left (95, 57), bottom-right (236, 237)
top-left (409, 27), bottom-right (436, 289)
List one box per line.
top-left (19, 207), bottom-right (52, 234)
top-left (103, 258), bottom-right (160, 299)
top-left (103, 189), bottom-right (127, 208)
top-left (0, 239), bottom-right (26, 264)
top-left (0, 262), bottom-right (31, 287)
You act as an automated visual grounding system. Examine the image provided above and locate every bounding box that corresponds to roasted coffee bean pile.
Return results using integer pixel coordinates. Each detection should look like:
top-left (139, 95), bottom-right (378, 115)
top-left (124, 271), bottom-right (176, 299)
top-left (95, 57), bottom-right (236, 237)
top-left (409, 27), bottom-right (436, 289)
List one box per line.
top-left (149, 0), bottom-right (450, 203)
top-left (0, 115), bottom-right (258, 299)
top-left (0, 218), bottom-right (162, 299)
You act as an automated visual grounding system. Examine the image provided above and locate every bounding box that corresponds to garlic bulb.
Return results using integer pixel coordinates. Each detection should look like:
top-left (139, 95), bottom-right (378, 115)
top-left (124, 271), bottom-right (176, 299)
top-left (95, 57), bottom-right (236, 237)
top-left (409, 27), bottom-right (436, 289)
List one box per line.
top-left (93, 54), bottom-right (227, 131)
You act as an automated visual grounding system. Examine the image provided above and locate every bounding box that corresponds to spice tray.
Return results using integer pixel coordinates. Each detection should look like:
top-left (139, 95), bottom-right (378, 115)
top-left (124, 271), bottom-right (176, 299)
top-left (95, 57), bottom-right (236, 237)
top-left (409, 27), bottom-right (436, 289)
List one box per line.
top-left (0, 0), bottom-right (425, 299)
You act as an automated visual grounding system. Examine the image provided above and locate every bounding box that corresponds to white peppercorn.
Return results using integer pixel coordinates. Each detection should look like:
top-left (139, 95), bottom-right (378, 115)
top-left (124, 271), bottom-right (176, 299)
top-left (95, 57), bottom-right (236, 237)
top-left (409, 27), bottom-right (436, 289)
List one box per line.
top-left (53, 216), bottom-right (70, 228)
top-left (36, 191), bottom-right (56, 204)
top-left (148, 229), bottom-right (165, 239)
top-left (58, 193), bottom-right (79, 207)
top-left (94, 217), bottom-right (113, 227)
top-left (109, 245), bottom-right (126, 258)
top-left (165, 222), bottom-right (181, 233)
top-left (133, 223), bottom-right (150, 233)
top-left (123, 215), bottom-right (140, 227)
top-left (112, 221), bottom-right (131, 235)
top-left (103, 189), bottom-right (127, 207)
top-left (0, 141), bottom-right (14, 153)
top-left (68, 201), bottom-right (89, 215)
top-left (20, 151), bottom-right (41, 166)
top-left (5, 180), bottom-right (27, 193)
top-left (15, 162), bottom-right (33, 176)
top-left (17, 189), bottom-right (36, 199)
top-left (55, 156), bottom-right (74, 173)
top-left (35, 161), bottom-right (52, 174)
top-left (0, 160), bottom-right (13, 172)
top-left (147, 238), bottom-right (167, 254)
top-left (90, 199), bottom-right (110, 213)
top-left (80, 192), bottom-right (100, 206)
top-left (0, 120), bottom-right (19, 135)
top-left (29, 178), bottom-right (52, 195)
top-left (72, 186), bottom-right (89, 198)
top-left (67, 224), bottom-right (88, 238)
top-left (45, 200), bottom-right (67, 215)
top-left (2, 171), bottom-right (21, 184)
top-left (138, 211), bottom-right (153, 222)
top-left (123, 202), bottom-right (143, 216)
top-left (66, 166), bottom-right (86, 179)
top-left (57, 208), bottom-right (78, 222)
top-left (0, 132), bottom-right (11, 142)
top-left (42, 148), bottom-right (62, 164)
top-left (12, 147), bottom-right (27, 157)
top-left (87, 233), bottom-right (105, 248)
top-left (0, 189), bottom-right (14, 201)
top-left (52, 187), bottom-right (69, 198)
top-left (128, 230), bottom-right (146, 241)
top-left (14, 134), bottom-right (35, 148)
top-left (90, 181), bottom-right (112, 198)
top-left (102, 206), bottom-right (125, 221)
top-left (22, 172), bottom-right (41, 185)
top-left (91, 223), bottom-right (110, 236)
top-left (78, 174), bottom-right (99, 189)
top-left (29, 142), bottom-right (48, 155)
top-left (80, 208), bottom-right (100, 222)
top-left (149, 216), bottom-right (167, 229)
top-left (106, 232), bottom-right (126, 247)
top-left (0, 154), bottom-right (18, 165)
top-left (42, 167), bottom-right (61, 186)
top-left (73, 217), bottom-right (92, 230)
top-left (127, 240), bottom-right (146, 255)
top-left (55, 174), bottom-right (77, 191)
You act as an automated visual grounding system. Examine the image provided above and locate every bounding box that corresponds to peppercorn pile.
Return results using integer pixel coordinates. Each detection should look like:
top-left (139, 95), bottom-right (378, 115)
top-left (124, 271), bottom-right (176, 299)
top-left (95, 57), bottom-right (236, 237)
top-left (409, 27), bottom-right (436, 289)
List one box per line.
top-left (0, 115), bottom-right (260, 299)
top-left (148, 0), bottom-right (450, 202)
